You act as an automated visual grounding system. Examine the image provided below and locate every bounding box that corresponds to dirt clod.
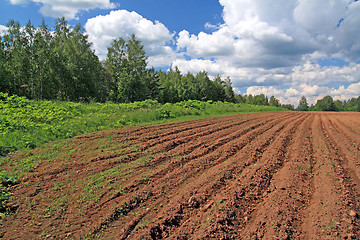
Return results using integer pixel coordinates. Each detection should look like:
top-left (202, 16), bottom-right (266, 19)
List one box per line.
top-left (349, 210), bottom-right (358, 218)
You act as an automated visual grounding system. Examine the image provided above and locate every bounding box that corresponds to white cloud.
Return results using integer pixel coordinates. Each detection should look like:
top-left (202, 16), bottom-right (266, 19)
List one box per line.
top-left (285, 88), bottom-right (300, 97)
top-left (246, 86), bottom-right (284, 97)
top-left (293, 0), bottom-right (347, 36)
top-left (177, 27), bottom-right (235, 58)
top-left (85, 10), bottom-right (176, 66)
top-left (170, 0), bottom-right (360, 104)
top-left (174, 0), bottom-right (360, 67)
top-left (10, 0), bottom-right (117, 19)
top-left (0, 25), bottom-right (8, 36)
top-left (204, 22), bottom-right (221, 30)
top-left (172, 59), bottom-right (227, 77)
top-left (291, 61), bottom-right (360, 85)
top-left (173, 0), bottom-right (327, 72)
top-left (330, 83), bottom-right (360, 102)
top-left (148, 46), bottom-right (181, 68)
top-left (333, 1), bottom-right (360, 61)
top-left (346, 82), bottom-right (360, 95)
top-left (9, 0), bottom-right (28, 4)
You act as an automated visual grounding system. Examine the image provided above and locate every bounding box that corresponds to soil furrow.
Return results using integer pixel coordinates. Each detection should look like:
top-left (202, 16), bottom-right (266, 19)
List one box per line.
top-left (198, 113), bottom-right (308, 239)
top-left (54, 114), bottom-right (278, 221)
top-left (238, 113), bottom-right (315, 239)
top-left (137, 113), bottom-right (289, 153)
top-left (88, 114), bottom-right (280, 208)
top-left (90, 113), bottom-right (300, 239)
top-left (1, 112), bottom-right (359, 240)
top-left (319, 114), bottom-right (360, 239)
top-left (124, 113), bottom-right (308, 239)
top-left (88, 113), bottom-right (296, 238)
top-left (301, 113), bottom-right (359, 239)
top-left (328, 114), bottom-right (360, 151)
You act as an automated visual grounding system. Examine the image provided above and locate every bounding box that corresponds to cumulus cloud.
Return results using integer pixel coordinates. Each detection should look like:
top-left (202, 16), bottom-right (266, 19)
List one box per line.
top-left (85, 10), bottom-right (177, 66)
top-left (291, 61), bottom-right (360, 85)
top-left (169, 0), bottom-right (360, 104)
top-left (250, 60), bottom-right (360, 105)
top-left (172, 59), bottom-right (228, 77)
top-left (333, 1), bottom-right (360, 61)
top-left (175, 0), bottom-right (320, 69)
top-left (293, 0), bottom-right (347, 35)
top-left (174, 0), bottom-right (360, 67)
top-left (9, 0), bottom-right (117, 19)
top-left (177, 27), bottom-right (235, 58)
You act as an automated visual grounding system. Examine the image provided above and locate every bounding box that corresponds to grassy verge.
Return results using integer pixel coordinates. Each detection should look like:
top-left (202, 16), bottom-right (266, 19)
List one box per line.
top-left (0, 93), bottom-right (284, 156)
top-left (0, 92), bottom-right (285, 209)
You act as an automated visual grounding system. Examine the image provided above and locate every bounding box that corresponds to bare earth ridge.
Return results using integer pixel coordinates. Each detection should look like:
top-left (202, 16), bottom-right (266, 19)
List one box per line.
top-left (1, 111), bottom-right (360, 239)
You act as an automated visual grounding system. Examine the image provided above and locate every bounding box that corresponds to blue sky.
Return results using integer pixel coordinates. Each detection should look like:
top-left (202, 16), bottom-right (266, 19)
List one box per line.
top-left (0, 0), bottom-right (224, 34)
top-left (1, 0), bottom-right (359, 105)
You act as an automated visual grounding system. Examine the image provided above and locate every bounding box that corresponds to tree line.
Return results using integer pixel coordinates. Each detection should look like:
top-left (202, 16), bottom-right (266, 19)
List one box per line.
top-left (297, 95), bottom-right (360, 112)
top-left (0, 18), bottom-right (358, 112)
top-left (0, 19), bottom-right (292, 109)
top-left (233, 94), bottom-right (294, 110)
top-left (0, 18), bottom-right (239, 104)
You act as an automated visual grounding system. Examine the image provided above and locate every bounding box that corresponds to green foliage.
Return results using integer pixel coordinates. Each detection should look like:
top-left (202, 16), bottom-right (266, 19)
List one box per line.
top-left (156, 109), bottom-right (174, 119)
top-left (224, 77), bottom-right (236, 103)
top-left (295, 95), bottom-right (359, 112)
top-left (315, 95), bottom-right (336, 111)
top-left (297, 96), bottom-right (309, 111)
top-left (0, 93), bottom-right (285, 156)
top-left (334, 100), bottom-right (344, 111)
top-left (175, 100), bottom-right (206, 110)
top-left (1, 18), bottom-right (104, 102)
top-left (234, 93), bottom-right (294, 111)
top-left (235, 94), bottom-right (246, 103)
top-left (0, 185), bottom-right (11, 211)
top-left (269, 96), bottom-right (280, 107)
top-left (105, 34), bottom-right (148, 102)
top-left (244, 94), bottom-right (269, 106)
top-left (343, 96), bottom-right (360, 112)
top-left (0, 18), bottom-right (241, 105)
top-left (281, 104), bottom-right (295, 111)
top-left (156, 69), bottom-right (237, 104)
top-left (0, 171), bottom-right (18, 187)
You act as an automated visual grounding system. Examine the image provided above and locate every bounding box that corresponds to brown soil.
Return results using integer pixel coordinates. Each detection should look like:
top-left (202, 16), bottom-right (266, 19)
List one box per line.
top-left (1, 111), bottom-right (360, 239)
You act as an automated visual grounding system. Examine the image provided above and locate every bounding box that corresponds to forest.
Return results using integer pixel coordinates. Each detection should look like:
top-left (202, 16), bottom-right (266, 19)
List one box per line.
top-left (0, 18), bottom-right (237, 104)
top-left (0, 18), bottom-right (359, 111)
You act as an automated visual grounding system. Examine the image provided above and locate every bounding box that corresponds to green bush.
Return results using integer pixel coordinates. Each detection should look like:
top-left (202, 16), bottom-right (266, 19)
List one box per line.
top-left (156, 109), bottom-right (174, 119)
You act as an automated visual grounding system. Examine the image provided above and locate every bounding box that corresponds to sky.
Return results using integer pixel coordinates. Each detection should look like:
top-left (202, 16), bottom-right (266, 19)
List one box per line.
top-left (0, 0), bottom-right (360, 106)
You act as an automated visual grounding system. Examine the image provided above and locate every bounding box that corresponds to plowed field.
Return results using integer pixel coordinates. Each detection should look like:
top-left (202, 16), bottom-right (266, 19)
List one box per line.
top-left (1, 111), bottom-right (360, 239)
